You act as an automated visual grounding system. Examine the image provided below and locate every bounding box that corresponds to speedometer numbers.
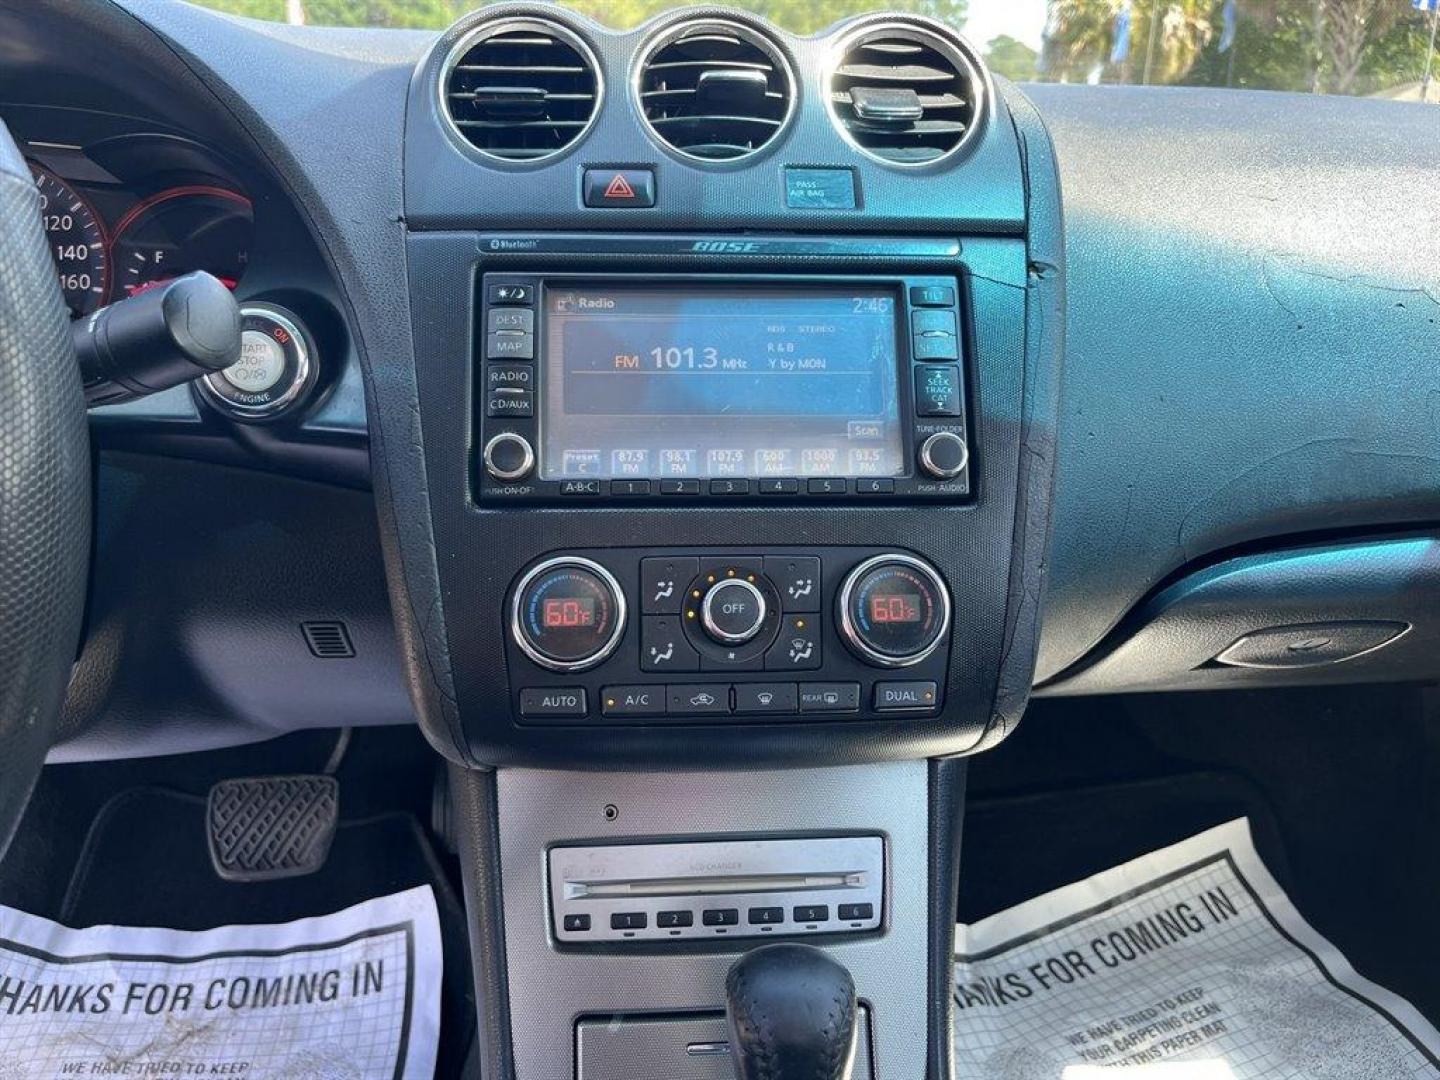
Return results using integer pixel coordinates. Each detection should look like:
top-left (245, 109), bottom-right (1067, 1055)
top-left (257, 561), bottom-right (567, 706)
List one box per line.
top-left (29, 166), bottom-right (109, 318)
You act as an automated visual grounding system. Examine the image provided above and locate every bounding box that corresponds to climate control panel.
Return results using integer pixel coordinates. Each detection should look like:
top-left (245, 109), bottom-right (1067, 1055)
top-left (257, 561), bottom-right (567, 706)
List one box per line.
top-left (506, 548), bottom-right (952, 725)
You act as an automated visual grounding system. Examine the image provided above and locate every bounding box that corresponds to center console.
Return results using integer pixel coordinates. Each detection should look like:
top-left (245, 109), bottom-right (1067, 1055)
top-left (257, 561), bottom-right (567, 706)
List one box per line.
top-left (396, 7), bottom-right (1062, 1079)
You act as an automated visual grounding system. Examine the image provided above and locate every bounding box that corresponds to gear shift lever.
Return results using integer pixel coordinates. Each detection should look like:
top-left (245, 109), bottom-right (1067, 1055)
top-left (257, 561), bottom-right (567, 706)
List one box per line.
top-left (725, 944), bottom-right (858, 1080)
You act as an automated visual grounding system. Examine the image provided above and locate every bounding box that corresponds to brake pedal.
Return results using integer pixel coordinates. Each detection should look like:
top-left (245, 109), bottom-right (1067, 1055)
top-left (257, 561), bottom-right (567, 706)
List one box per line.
top-left (207, 775), bottom-right (339, 882)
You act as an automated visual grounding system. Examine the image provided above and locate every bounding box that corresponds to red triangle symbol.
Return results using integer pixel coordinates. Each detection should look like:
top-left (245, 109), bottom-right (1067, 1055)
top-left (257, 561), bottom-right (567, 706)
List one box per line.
top-left (604, 173), bottom-right (636, 199)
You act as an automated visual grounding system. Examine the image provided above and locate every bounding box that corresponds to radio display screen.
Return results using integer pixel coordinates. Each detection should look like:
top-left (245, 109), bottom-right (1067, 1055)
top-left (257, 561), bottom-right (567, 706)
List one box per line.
top-left (539, 283), bottom-right (906, 481)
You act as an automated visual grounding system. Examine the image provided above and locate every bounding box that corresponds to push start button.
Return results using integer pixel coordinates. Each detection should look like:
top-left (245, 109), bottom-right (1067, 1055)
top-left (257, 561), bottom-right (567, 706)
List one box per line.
top-left (583, 168), bottom-right (656, 208)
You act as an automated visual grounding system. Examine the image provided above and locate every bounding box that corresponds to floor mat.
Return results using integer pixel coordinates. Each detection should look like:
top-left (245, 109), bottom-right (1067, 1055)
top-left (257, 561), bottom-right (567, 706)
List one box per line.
top-left (960, 771), bottom-right (1291, 924)
top-left (58, 787), bottom-right (474, 1076)
top-left (953, 819), bottom-right (1440, 1079)
top-left (0, 886), bottom-right (441, 1078)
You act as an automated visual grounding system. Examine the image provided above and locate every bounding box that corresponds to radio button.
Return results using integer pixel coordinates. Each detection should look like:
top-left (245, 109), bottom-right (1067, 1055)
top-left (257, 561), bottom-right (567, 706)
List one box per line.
top-left (701, 579), bottom-right (767, 644)
top-left (910, 285), bottom-right (956, 308)
top-left (765, 556), bottom-right (820, 613)
top-left (916, 365), bottom-right (963, 418)
top-left (709, 478), bottom-right (750, 496)
top-left (919, 432), bottom-right (969, 481)
top-left (487, 364), bottom-right (533, 390)
top-left (765, 615), bottom-right (821, 671)
top-left (486, 331), bottom-right (533, 360)
top-left (483, 433), bottom-right (535, 482)
top-left (660, 479), bottom-right (701, 495)
top-left (487, 308), bottom-right (534, 334)
top-left (641, 616), bottom-right (700, 673)
top-left (807, 477), bottom-right (847, 495)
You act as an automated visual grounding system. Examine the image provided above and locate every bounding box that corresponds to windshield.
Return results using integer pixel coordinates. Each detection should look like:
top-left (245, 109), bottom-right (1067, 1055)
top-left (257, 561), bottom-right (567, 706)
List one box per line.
top-left (192, 1), bottom-right (1439, 100)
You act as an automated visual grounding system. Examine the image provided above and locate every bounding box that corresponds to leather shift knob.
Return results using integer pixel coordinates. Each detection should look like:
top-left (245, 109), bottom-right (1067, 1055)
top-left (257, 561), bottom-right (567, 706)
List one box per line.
top-left (725, 943), bottom-right (858, 1080)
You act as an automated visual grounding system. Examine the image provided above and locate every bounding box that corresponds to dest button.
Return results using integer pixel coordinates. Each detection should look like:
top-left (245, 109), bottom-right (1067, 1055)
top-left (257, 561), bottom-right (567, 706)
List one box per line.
top-left (583, 169), bottom-right (656, 208)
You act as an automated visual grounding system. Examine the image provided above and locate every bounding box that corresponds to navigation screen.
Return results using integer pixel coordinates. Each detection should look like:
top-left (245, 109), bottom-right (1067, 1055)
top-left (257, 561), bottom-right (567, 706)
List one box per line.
top-left (540, 283), bottom-right (905, 481)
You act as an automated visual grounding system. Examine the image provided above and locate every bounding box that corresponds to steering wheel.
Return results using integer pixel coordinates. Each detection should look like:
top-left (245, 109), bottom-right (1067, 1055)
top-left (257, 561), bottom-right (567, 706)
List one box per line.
top-left (0, 121), bottom-right (89, 861)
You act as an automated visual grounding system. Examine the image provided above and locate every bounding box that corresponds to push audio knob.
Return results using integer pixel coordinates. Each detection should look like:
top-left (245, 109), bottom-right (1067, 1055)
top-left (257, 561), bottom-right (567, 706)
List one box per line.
top-left (484, 432), bottom-right (535, 482)
top-left (918, 431), bottom-right (968, 480)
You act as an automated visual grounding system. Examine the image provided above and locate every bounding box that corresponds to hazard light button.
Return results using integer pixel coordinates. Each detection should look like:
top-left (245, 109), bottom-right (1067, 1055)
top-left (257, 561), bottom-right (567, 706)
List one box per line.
top-left (583, 168), bottom-right (656, 208)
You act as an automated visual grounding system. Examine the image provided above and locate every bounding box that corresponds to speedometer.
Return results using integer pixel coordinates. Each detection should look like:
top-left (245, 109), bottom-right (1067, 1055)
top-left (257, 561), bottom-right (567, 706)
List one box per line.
top-left (29, 166), bottom-right (109, 318)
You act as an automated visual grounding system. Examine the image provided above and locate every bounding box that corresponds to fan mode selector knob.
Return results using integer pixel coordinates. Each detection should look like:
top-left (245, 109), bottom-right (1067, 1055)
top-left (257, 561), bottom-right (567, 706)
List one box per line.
top-left (701, 578), bottom-right (768, 645)
top-left (511, 557), bottom-right (626, 672)
top-left (918, 431), bottom-right (968, 480)
top-left (837, 554), bottom-right (951, 668)
top-left (484, 432), bottom-right (535, 482)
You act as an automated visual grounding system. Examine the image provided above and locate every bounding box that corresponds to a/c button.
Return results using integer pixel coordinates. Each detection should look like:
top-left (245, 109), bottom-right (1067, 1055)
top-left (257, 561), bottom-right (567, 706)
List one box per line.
top-left (602, 685), bottom-right (667, 716)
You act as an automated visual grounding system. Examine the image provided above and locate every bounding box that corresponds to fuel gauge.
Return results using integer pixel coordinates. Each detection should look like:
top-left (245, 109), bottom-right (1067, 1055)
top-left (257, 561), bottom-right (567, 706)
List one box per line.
top-left (110, 186), bottom-right (252, 301)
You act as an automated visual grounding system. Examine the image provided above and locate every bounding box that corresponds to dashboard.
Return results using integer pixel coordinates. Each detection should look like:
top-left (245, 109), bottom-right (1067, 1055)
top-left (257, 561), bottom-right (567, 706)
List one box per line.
top-left (0, 0), bottom-right (1437, 766)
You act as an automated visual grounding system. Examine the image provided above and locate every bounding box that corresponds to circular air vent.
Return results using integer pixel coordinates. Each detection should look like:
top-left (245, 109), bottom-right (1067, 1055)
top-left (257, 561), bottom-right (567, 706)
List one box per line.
top-left (441, 18), bottom-right (601, 164)
top-left (828, 23), bottom-right (986, 167)
top-left (636, 19), bottom-right (795, 163)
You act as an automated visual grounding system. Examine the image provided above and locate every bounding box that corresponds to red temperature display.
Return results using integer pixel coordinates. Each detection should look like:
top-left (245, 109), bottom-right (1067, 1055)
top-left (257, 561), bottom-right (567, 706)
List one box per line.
top-left (870, 593), bottom-right (922, 624)
top-left (542, 597), bottom-right (596, 628)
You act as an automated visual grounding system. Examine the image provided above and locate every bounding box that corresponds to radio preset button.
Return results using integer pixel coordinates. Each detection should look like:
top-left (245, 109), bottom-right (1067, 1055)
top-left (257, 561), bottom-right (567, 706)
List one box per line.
top-left (807, 477), bottom-right (847, 495)
top-left (610, 480), bottom-right (651, 496)
top-left (483, 433), bottom-right (535, 482)
top-left (856, 478), bottom-right (895, 494)
top-left (756, 478), bottom-right (799, 494)
top-left (660, 479), bottom-right (701, 495)
top-left (916, 365), bottom-right (963, 417)
top-left (709, 478), bottom-right (750, 496)
top-left (701, 579), bottom-right (767, 645)
top-left (919, 432), bottom-right (969, 480)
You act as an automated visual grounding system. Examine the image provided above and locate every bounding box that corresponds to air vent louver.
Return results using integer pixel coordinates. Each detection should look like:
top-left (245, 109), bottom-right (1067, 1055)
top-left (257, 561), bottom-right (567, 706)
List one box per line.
top-left (443, 19), bottom-right (599, 163)
top-left (830, 26), bottom-right (983, 166)
top-left (638, 20), bottom-right (794, 162)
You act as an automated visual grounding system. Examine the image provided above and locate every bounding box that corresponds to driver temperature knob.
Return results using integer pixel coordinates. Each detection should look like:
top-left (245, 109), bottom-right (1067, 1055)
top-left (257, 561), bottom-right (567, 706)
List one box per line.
top-left (511, 557), bottom-right (626, 672)
top-left (837, 554), bottom-right (950, 668)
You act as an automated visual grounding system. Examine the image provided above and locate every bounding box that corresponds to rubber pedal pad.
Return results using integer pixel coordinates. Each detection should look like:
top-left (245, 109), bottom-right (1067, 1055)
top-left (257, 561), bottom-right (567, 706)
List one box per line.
top-left (206, 774), bottom-right (339, 882)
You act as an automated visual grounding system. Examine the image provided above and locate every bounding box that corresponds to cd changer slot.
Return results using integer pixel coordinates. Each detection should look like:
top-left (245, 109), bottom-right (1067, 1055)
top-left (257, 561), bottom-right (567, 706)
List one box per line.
top-left (564, 871), bottom-right (868, 900)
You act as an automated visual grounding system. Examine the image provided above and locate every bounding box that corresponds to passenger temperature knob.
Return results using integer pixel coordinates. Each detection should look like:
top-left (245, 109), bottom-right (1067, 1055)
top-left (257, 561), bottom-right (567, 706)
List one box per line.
top-left (837, 554), bottom-right (950, 668)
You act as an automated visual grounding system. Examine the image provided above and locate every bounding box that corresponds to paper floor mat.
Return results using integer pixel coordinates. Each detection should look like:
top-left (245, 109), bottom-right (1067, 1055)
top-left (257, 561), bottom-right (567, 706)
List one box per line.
top-left (954, 818), bottom-right (1440, 1079)
top-left (0, 885), bottom-right (440, 1079)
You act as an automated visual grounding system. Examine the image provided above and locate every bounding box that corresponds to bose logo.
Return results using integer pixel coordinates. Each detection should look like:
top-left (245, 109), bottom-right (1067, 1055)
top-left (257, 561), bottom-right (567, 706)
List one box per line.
top-left (690, 241), bottom-right (761, 253)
